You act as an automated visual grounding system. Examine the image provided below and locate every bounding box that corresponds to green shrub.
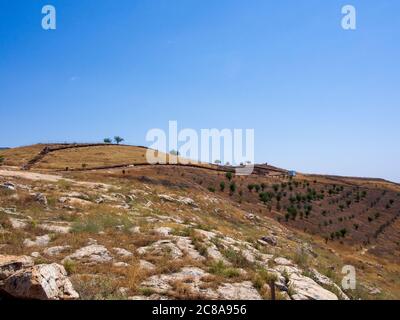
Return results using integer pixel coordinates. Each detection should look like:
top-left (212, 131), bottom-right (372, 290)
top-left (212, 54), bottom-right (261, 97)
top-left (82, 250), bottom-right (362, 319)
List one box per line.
top-left (63, 259), bottom-right (76, 274)
top-left (209, 261), bottom-right (240, 278)
top-left (223, 248), bottom-right (251, 268)
top-left (229, 182), bottom-right (237, 193)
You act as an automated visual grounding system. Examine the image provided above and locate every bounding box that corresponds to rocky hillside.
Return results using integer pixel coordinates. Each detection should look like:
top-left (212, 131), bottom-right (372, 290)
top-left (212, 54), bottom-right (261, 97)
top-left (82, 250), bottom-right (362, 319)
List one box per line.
top-left (0, 144), bottom-right (399, 300)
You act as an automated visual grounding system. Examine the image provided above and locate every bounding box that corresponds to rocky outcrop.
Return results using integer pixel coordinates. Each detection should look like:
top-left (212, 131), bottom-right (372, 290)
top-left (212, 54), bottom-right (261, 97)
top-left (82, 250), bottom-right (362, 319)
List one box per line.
top-left (1, 263), bottom-right (79, 300)
top-left (113, 247), bottom-right (133, 258)
top-left (62, 244), bottom-right (112, 264)
top-left (33, 193), bottom-right (48, 206)
top-left (159, 194), bottom-right (197, 207)
top-left (0, 255), bottom-right (34, 280)
top-left (141, 268), bottom-right (262, 300)
top-left (0, 182), bottom-right (16, 191)
top-left (137, 240), bottom-right (183, 259)
top-left (43, 245), bottom-right (71, 257)
top-left (23, 235), bottom-right (50, 247)
top-left (289, 272), bottom-right (338, 300)
top-left (217, 281), bottom-right (262, 300)
top-left (258, 235), bottom-right (277, 246)
top-left (310, 269), bottom-right (349, 300)
top-left (141, 267), bottom-right (218, 299)
top-left (0, 255), bottom-right (78, 300)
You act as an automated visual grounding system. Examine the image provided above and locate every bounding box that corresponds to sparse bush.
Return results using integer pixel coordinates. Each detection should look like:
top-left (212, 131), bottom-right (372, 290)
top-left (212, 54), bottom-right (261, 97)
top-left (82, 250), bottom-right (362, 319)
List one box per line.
top-left (208, 186), bottom-right (216, 193)
top-left (219, 181), bottom-right (225, 192)
top-left (225, 172), bottom-right (233, 181)
top-left (103, 138), bottom-right (112, 144)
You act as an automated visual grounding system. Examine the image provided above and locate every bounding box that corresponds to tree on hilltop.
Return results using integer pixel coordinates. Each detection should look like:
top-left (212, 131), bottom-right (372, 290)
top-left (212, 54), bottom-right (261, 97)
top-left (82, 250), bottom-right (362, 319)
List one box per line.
top-left (114, 136), bottom-right (124, 144)
top-left (103, 138), bottom-right (112, 144)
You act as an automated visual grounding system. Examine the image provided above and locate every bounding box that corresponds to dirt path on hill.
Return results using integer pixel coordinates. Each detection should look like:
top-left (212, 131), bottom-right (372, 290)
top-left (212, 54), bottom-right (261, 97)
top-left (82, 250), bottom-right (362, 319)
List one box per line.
top-left (0, 169), bottom-right (111, 189)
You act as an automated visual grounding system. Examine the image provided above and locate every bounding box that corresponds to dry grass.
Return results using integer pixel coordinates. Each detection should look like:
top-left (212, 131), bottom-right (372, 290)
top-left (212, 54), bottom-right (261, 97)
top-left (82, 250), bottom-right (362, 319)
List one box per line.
top-left (0, 144), bottom-right (47, 166)
top-left (35, 145), bottom-right (149, 170)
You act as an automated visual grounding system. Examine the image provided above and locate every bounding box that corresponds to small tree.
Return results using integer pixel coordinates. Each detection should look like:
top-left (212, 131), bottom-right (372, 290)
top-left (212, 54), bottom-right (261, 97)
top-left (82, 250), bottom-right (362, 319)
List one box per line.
top-left (229, 182), bottom-right (236, 194)
top-left (103, 138), bottom-right (112, 144)
top-left (214, 160), bottom-right (221, 165)
top-left (114, 136), bottom-right (124, 144)
top-left (170, 149), bottom-right (179, 156)
top-left (225, 172), bottom-right (233, 181)
top-left (220, 181), bottom-right (225, 192)
top-left (259, 192), bottom-right (271, 204)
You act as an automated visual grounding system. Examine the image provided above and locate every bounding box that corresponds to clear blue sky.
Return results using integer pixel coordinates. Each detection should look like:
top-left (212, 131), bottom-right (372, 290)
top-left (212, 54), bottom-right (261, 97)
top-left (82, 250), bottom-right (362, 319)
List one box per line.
top-left (1, 0), bottom-right (399, 182)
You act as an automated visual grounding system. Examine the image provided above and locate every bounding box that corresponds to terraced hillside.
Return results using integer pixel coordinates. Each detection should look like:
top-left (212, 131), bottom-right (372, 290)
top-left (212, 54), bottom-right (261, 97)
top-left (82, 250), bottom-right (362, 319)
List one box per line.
top-left (0, 144), bottom-right (399, 300)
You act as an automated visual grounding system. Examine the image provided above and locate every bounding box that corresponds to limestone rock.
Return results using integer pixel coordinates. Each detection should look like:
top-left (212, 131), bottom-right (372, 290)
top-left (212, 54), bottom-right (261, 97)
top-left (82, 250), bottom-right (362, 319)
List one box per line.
top-left (33, 193), bottom-right (48, 206)
top-left (59, 197), bottom-right (92, 206)
top-left (1, 263), bottom-right (79, 300)
top-left (159, 194), bottom-right (197, 207)
top-left (139, 260), bottom-right (156, 272)
top-left (141, 267), bottom-right (217, 299)
top-left (155, 226), bottom-right (172, 236)
top-left (137, 240), bottom-right (183, 259)
top-left (175, 237), bottom-right (206, 261)
top-left (0, 255), bottom-right (34, 280)
top-left (289, 273), bottom-right (338, 300)
top-left (63, 244), bottom-right (112, 264)
top-left (9, 217), bottom-right (27, 229)
top-left (259, 235), bottom-right (277, 246)
top-left (274, 257), bottom-right (293, 266)
top-left (1, 182), bottom-right (16, 191)
top-left (39, 223), bottom-right (71, 234)
top-left (113, 262), bottom-right (129, 267)
top-left (217, 281), bottom-right (262, 300)
top-left (23, 234), bottom-right (51, 247)
top-left (43, 245), bottom-right (71, 256)
top-left (113, 247), bottom-right (133, 258)
top-left (310, 269), bottom-right (349, 300)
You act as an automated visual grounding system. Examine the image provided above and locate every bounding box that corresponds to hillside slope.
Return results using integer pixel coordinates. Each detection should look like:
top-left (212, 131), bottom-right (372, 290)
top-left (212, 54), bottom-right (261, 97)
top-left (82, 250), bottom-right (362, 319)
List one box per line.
top-left (0, 144), bottom-right (399, 300)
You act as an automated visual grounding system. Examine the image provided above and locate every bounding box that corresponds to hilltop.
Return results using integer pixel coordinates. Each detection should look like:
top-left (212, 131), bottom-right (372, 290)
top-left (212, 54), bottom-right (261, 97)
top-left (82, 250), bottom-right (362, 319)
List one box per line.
top-left (0, 144), bottom-right (399, 300)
